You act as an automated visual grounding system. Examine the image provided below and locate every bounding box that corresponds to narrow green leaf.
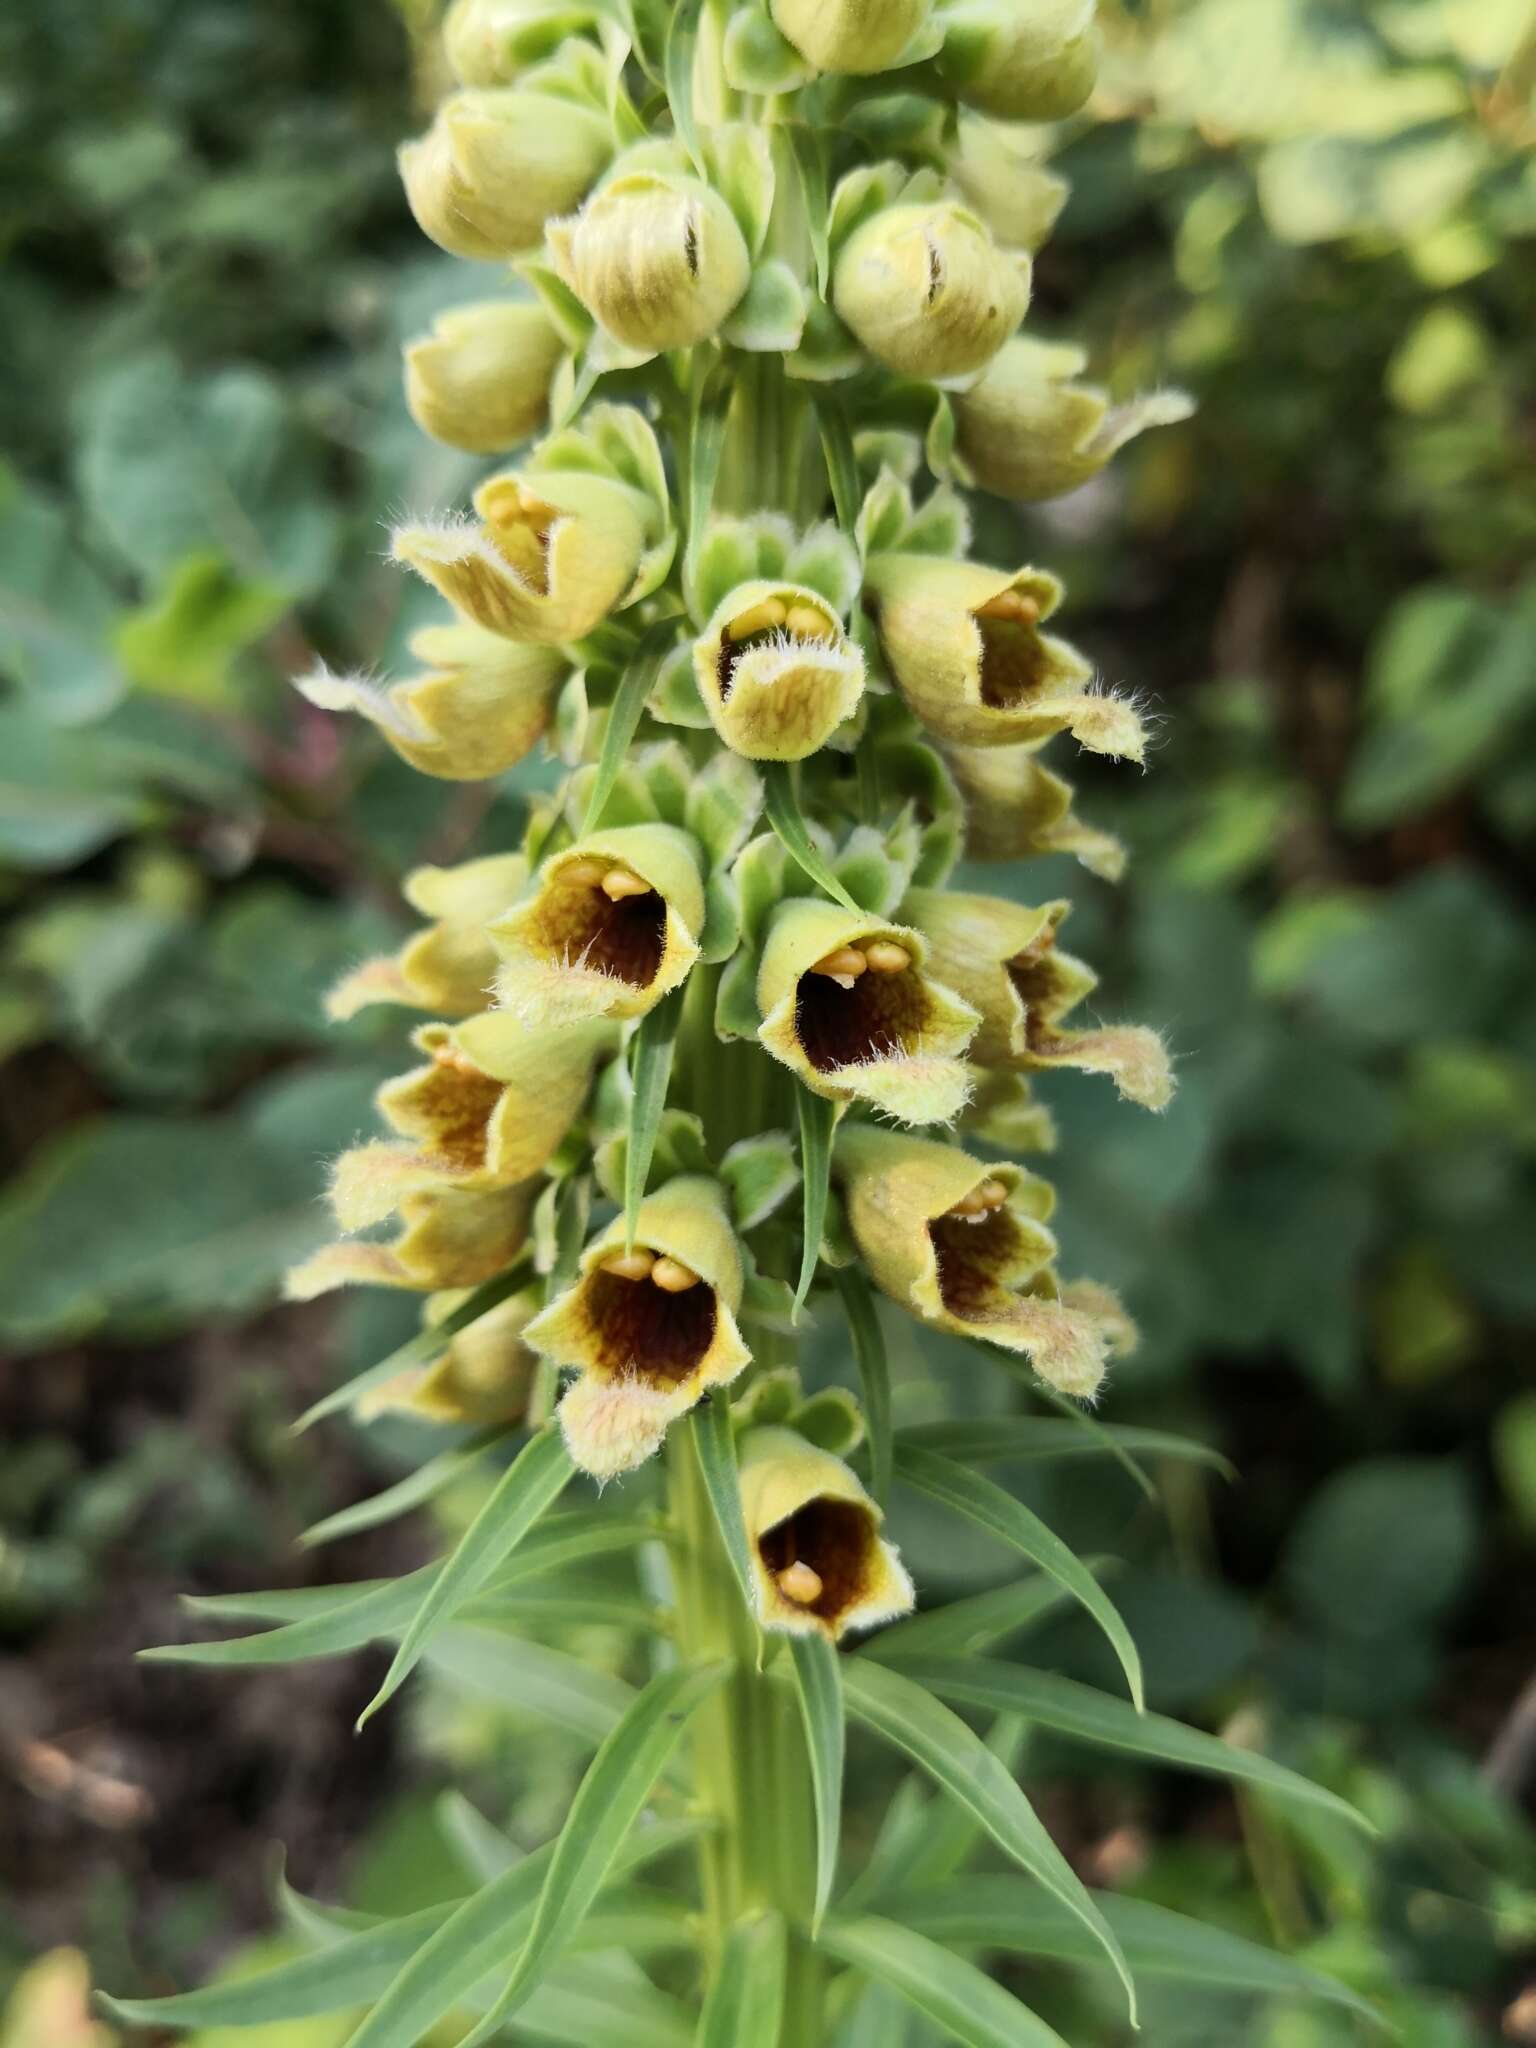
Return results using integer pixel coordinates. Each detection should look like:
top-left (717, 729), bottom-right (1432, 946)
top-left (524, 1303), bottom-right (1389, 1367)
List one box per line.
top-left (789, 128), bottom-right (831, 296)
top-left (143, 1569), bottom-right (436, 1669)
top-left (456, 1659), bottom-right (733, 2047)
top-left (893, 1442), bottom-right (1144, 1711)
top-left (788, 1633), bottom-right (844, 1930)
top-left (696, 1912), bottom-right (786, 2048)
top-left (358, 1428), bottom-right (574, 1727)
top-left (626, 986), bottom-right (685, 1245)
top-left (864, 1575), bottom-right (1079, 1664)
top-left (515, 1960), bottom-right (692, 2048)
top-left (761, 761), bottom-right (860, 911)
top-left (683, 362), bottom-right (733, 612)
top-left (1031, 1380), bottom-right (1158, 1502)
top-left (582, 619), bottom-right (678, 836)
top-left (795, 1085), bottom-right (837, 1311)
top-left (294, 1266), bottom-right (528, 1432)
top-left (812, 390), bottom-right (862, 532)
top-left (425, 1625), bottom-right (638, 1746)
top-left (887, 1657), bottom-right (1374, 1833)
top-left (300, 1430), bottom-right (510, 1549)
top-left (841, 1659), bottom-right (1136, 2023)
top-left (896, 1714), bottom-right (1030, 1893)
top-left (664, 0), bottom-right (706, 176)
top-left (899, 1416), bottom-right (1233, 1478)
top-left (689, 1394), bottom-right (758, 1616)
top-left (881, 1879), bottom-right (1383, 2025)
top-left (837, 1267), bottom-right (892, 1506)
top-left (437, 1791), bottom-right (522, 1883)
top-left (818, 1915), bottom-right (1070, 2048)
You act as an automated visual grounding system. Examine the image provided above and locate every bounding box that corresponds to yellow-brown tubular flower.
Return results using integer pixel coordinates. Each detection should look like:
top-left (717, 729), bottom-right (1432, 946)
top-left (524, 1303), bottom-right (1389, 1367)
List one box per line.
top-left (864, 553), bottom-right (1144, 758)
top-left (832, 201), bottom-right (1029, 383)
top-left (394, 468), bottom-right (652, 646)
top-left (693, 579), bottom-right (866, 761)
top-left (398, 86), bottom-right (610, 262)
top-left (768, 0), bottom-right (929, 75)
top-left (903, 888), bottom-right (1172, 1109)
top-left (525, 1177), bottom-right (751, 1478)
top-left (756, 898), bottom-right (979, 1126)
top-left (738, 1426), bottom-right (914, 1641)
top-left (295, 622), bottom-right (566, 780)
top-left (359, 1284), bottom-right (543, 1425)
top-left (548, 172), bottom-right (751, 354)
top-left (834, 1123), bottom-right (1114, 1396)
top-left (326, 853), bottom-right (529, 1024)
top-left (404, 301), bottom-right (564, 455)
top-left (491, 824), bottom-right (705, 1026)
top-left (328, 1013), bottom-right (616, 1231)
top-left (285, 1182), bottom-right (537, 1300)
top-left (945, 740), bottom-right (1127, 880)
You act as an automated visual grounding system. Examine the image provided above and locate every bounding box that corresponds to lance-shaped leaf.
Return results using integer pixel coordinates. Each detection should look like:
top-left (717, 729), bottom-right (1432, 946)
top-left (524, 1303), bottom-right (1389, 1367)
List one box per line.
top-left (788, 1632), bottom-right (845, 1928)
top-left (900, 1415), bottom-right (1233, 1479)
top-left (697, 1911), bottom-right (787, 2048)
top-left (625, 985), bottom-right (685, 1242)
top-left (836, 1266), bottom-right (892, 1506)
top-left (689, 1392), bottom-right (759, 1617)
top-left (795, 1085), bottom-right (837, 1311)
top-left (818, 1915), bottom-right (1070, 2048)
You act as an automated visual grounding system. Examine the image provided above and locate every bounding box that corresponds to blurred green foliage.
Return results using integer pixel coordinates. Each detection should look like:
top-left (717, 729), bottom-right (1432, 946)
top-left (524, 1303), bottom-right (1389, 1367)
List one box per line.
top-left (1, 0), bottom-right (1533, 2041)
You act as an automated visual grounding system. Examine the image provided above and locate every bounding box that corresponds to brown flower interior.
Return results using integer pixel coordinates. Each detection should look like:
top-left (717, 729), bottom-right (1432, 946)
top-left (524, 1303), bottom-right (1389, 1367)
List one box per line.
top-left (397, 1054), bottom-right (503, 1170)
top-left (758, 1498), bottom-right (875, 1625)
top-left (533, 871), bottom-right (668, 987)
top-left (1007, 936), bottom-right (1068, 1053)
top-left (794, 951), bottom-right (928, 1073)
top-left (975, 613), bottom-right (1049, 710)
top-left (928, 1206), bottom-right (1031, 1324)
top-left (716, 631), bottom-right (772, 704)
top-left (585, 1268), bottom-right (717, 1387)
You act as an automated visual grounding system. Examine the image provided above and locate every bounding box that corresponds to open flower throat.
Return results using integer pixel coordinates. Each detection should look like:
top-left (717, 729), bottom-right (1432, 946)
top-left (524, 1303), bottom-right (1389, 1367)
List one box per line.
top-left (974, 588), bottom-right (1051, 709)
top-left (530, 861), bottom-right (667, 988)
top-left (794, 938), bottom-right (922, 1071)
top-left (928, 1199), bottom-right (1041, 1324)
top-left (583, 1261), bottom-right (718, 1388)
top-left (758, 1497), bottom-right (877, 1625)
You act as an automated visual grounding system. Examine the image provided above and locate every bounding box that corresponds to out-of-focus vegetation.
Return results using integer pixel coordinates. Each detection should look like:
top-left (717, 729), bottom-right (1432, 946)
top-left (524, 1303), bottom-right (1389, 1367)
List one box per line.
top-left (1, 0), bottom-right (1533, 2041)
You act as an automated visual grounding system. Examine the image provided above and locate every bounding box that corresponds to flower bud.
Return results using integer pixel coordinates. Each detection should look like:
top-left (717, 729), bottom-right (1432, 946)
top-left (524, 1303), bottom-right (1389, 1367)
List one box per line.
top-left (326, 853), bottom-right (529, 1023)
top-left (548, 172), bottom-right (751, 353)
top-left (945, 740), bottom-right (1126, 880)
top-left (954, 336), bottom-right (1193, 502)
top-left (443, 0), bottom-right (601, 86)
top-left (296, 623), bottom-right (565, 780)
top-left (399, 87), bottom-right (611, 262)
top-left (693, 580), bottom-right (865, 761)
top-left (328, 1014), bottom-right (616, 1230)
top-left (360, 1284), bottom-right (543, 1425)
top-left (756, 898), bottom-right (979, 1125)
top-left (285, 1181), bottom-right (537, 1299)
top-left (864, 553), bottom-right (1145, 757)
top-left (940, 0), bottom-right (1099, 123)
top-left (768, 0), bottom-right (929, 75)
top-left (738, 1426), bottom-right (914, 1641)
top-left (834, 1122), bottom-right (1110, 1395)
top-left (491, 825), bottom-right (705, 1025)
top-left (902, 888), bottom-right (1173, 1109)
top-left (394, 467), bottom-right (652, 645)
top-left (525, 1176), bottom-right (751, 1477)
top-left (832, 201), bottom-right (1028, 383)
top-left (404, 301), bottom-right (564, 456)
top-left (952, 116), bottom-right (1068, 254)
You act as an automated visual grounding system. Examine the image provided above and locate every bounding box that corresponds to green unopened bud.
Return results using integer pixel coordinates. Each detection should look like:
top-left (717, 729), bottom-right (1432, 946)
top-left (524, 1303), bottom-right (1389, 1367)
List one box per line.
top-left (768, 0), bottom-right (930, 75)
top-left (285, 1181), bottom-right (537, 1299)
top-left (834, 1122), bottom-right (1109, 1396)
top-left (864, 553), bottom-right (1144, 757)
top-left (443, 0), bottom-right (601, 85)
top-left (756, 898), bottom-right (978, 1125)
top-left (526, 1176), bottom-right (751, 1477)
top-left (399, 88), bottom-right (611, 262)
top-left (739, 1426), bottom-right (914, 1640)
top-left (693, 580), bottom-right (866, 761)
top-left (405, 301), bottom-right (564, 455)
top-left (832, 201), bottom-right (1028, 383)
top-left (952, 116), bottom-right (1069, 253)
top-left (360, 1284), bottom-right (543, 1425)
top-left (394, 467), bottom-right (652, 645)
top-left (940, 0), bottom-right (1099, 122)
top-left (296, 623), bottom-right (565, 780)
top-left (548, 172), bottom-right (751, 354)
top-left (955, 336), bottom-right (1193, 502)
top-left (327, 852), bottom-right (529, 1022)
top-left (945, 740), bottom-right (1126, 879)
top-left (491, 824), bottom-right (705, 1025)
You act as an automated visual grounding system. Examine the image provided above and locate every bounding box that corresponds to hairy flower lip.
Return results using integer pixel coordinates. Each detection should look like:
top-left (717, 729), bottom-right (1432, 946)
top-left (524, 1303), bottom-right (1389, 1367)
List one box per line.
top-left (739, 1426), bottom-right (914, 1640)
top-left (286, 1180), bottom-right (538, 1301)
top-left (694, 578), bottom-right (866, 761)
top-left (327, 851), bottom-right (529, 1023)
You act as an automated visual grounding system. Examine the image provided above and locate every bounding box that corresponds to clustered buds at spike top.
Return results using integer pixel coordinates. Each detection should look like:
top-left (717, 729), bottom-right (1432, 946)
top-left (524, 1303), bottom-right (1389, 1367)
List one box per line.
top-left (359, 1285), bottom-right (543, 1425)
top-left (404, 301), bottom-right (564, 455)
top-left (944, 740), bottom-right (1127, 879)
top-left (940, 0), bottom-right (1099, 122)
top-left (693, 580), bottom-right (865, 761)
top-left (904, 887), bottom-right (1173, 1108)
top-left (443, 0), bottom-right (601, 86)
top-left (864, 553), bottom-right (1145, 758)
top-left (834, 1122), bottom-right (1113, 1397)
top-left (549, 171), bottom-right (752, 353)
top-left (756, 897), bottom-right (979, 1125)
top-left (398, 86), bottom-right (611, 262)
top-left (832, 201), bottom-right (1029, 383)
top-left (768, 0), bottom-right (930, 76)
top-left (738, 1426), bottom-right (914, 1639)
top-left (954, 336), bottom-right (1195, 502)
top-left (489, 824), bottom-right (705, 1025)
top-left (526, 1177), bottom-right (750, 1478)
top-left (395, 465), bottom-right (654, 647)
top-left (285, 1182), bottom-right (536, 1301)
top-left (296, 624), bottom-right (565, 781)
top-left (327, 853), bottom-right (528, 1022)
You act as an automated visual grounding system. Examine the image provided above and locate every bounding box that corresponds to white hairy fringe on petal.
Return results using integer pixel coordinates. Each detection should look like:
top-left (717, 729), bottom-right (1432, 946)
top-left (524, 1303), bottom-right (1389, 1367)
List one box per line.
top-left (294, 664), bottom-right (435, 744)
top-left (494, 942), bottom-right (637, 1026)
